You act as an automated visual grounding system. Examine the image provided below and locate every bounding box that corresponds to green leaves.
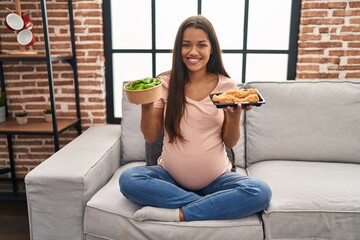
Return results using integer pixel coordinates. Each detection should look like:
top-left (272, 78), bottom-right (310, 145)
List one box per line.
top-left (43, 108), bottom-right (52, 114)
top-left (15, 111), bottom-right (28, 117)
top-left (126, 77), bottom-right (162, 91)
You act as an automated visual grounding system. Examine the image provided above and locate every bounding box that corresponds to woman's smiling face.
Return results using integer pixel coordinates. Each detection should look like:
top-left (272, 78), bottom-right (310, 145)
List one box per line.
top-left (181, 27), bottom-right (212, 73)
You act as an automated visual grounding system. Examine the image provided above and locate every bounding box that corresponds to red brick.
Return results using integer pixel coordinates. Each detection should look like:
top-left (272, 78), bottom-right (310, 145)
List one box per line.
top-left (350, 18), bottom-right (360, 24)
top-left (302, 2), bottom-right (347, 9)
top-left (300, 27), bottom-right (315, 34)
top-left (329, 50), bottom-right (360, 56)
top-left (330, 34), bottom-right (360, 41)
top-left (301, 18), bottom-right (345, 25)
top-left (348, 58), bottom-right (360, 64)
top-left (297, 65), bottom-right (320, 71)
top-left (341, 26), bottom-right (360, 32)
top-left (296, 73), bottom-right (339, 79)
top-left (349, 2), bottom-right (360, 8)
top-left (298, 42), bottom-right (343, 48)
top-left (345, 72), bottom-right (360, 78)
top-left (301, 11), bottom-right (328, 17)
top-left (298, 35), bottom-right (322, 41)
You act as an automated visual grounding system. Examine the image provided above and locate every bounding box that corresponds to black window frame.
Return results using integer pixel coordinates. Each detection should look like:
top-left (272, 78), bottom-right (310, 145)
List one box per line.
top-left (103, 0), bottom-right (301, 124)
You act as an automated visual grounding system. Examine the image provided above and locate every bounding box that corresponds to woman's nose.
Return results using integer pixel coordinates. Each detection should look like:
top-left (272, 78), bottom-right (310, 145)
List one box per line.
top-left (189, 46), bottom-right (198, 55)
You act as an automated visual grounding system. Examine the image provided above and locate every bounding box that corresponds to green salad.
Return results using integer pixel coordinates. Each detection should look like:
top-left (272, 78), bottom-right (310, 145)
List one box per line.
top-left (126, 77), bottom-right (162, 90)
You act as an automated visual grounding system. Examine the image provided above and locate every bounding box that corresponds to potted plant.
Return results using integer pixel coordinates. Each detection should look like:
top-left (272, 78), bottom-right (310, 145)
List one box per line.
top-left (15, 111), bottom-right (28, 125)
top-left (0, 92), bottom-right (6, 123)
top-left (43, 108), bottom-right (52, 122)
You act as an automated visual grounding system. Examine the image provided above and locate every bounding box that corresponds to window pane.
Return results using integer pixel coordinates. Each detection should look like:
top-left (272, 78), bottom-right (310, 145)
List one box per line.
top-left (113, 53), bottom-right (152, 117)
top-left (222, 53), bottom-right (243, 84)
top-left (247, 0), bottom-right (291, 50)
top-left (111, 0), bottom-right (151, 49)
top-left (156, 0), bottom-right (197, 49)
top-left (156, 53), bottom-right (173, 76)
top-left (246, 54), bottom-right (288, 82)
top-left (202, 0), bottom-right (245, 49)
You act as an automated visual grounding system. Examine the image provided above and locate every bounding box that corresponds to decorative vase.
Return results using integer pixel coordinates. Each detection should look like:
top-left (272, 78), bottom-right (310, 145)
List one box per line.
top-left (0, 106), bottom-right (5, 123)
top-left (44, 113), bottom-right (52, 122)
top-left (16, 116), bottom-right (28, 125)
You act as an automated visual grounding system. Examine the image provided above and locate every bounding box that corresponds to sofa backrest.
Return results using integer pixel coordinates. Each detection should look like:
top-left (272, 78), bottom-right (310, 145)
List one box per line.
top-left (244, 80), bottom-right (360, 166)
top-left (120, 82), bottom-right (247, 168)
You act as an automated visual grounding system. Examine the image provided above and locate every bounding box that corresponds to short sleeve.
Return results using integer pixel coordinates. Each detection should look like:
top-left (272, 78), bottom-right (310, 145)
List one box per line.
top-left (213, 75), bottom-right (238, 93)
top-left (153, 98), bottom-right (164, 108)
top-left (154, 75), bottom-right (170, 109)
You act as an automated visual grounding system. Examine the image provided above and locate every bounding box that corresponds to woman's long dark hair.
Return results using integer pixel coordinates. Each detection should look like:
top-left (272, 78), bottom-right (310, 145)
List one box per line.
top-left (165, 15), bottom-right (229, 143)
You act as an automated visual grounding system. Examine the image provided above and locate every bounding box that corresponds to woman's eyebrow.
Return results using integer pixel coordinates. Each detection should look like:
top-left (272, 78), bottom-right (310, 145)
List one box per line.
top-left (182, 40), bottom-right (208, 42)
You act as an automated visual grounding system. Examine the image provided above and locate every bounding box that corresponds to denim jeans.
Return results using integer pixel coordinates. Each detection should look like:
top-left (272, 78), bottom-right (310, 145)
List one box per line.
top-left (119, 165), bottom-right (272, 221)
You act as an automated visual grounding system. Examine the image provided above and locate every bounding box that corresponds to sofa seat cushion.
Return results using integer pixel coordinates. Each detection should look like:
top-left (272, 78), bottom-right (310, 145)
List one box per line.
top-left (248, 160), bottom-right (360, 240)
top-left (84, 162), bottom-right (264, 240)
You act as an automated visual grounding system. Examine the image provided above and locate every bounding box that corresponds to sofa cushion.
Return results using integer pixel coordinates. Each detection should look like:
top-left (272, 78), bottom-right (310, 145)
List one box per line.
top-left (233, 110), bottom-right (246, 168)
top-left (248, 160), bottom-right (360, 239)
top-left (120, 83), bottom-right (146, 165)
top-left (145, 129), bottom-right (165, 166)
top-left (228, 83), bottom-right (246, 168)
top-left (245, 80), bottom-right (360, 165)
top-left (84, 163), bottom-right (263, 240)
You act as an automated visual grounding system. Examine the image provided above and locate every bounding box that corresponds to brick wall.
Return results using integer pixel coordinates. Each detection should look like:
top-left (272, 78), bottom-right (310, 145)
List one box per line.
top-left (297, 0), bottom-right (360, 79)
top-left (1, 0), bottom-right (360, 191)
top-left (0, 0), bottom-right (105, 191)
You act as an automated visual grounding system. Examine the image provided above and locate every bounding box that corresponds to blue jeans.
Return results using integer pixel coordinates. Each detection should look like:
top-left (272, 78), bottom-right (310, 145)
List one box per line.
top-left (119, 165), bottom-right (271, 221)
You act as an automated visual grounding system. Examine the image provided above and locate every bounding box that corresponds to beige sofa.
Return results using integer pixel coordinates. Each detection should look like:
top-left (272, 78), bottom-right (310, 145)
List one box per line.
top-left (25, 80), bottom-right (360, 240)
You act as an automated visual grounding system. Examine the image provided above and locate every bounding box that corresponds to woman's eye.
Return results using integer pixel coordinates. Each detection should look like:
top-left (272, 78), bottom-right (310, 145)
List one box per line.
top-left (198, 44), bottom-right (207, 48)
top-left (182, 43), bottom-right (191, 48)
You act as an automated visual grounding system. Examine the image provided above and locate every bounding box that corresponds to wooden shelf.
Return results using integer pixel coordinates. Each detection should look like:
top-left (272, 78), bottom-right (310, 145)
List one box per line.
top-left (0, 53), bottom-right (73, 62)
top-left (0, 118), bottom-right (79, 135)
top-left (0, 0), bottom-right (81, 195)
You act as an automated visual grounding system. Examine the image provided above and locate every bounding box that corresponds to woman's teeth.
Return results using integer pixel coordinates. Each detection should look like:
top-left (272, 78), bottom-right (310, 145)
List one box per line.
top-left (188, 58), bottom-right (200, 63)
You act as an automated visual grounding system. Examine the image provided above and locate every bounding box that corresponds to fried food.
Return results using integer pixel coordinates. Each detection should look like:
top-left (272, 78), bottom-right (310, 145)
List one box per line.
top-left (212, 88), bottom-right (259, 103)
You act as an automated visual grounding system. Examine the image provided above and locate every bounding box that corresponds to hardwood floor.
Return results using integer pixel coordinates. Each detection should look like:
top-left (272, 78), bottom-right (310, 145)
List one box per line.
top-left (0, 199), bottom-right (30, 240)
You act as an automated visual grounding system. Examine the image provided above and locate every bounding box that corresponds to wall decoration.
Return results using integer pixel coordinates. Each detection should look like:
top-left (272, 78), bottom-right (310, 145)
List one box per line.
top-left (3, 0), bottom-right (37, 55)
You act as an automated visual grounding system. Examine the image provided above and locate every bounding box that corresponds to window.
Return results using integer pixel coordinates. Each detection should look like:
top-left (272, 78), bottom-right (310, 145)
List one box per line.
top-left (103, 0), bottom-right (301, 123)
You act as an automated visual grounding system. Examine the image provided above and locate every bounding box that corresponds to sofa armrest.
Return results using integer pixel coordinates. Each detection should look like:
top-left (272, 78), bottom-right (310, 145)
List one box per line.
top-left (25, 124), bottom-right (121, 240)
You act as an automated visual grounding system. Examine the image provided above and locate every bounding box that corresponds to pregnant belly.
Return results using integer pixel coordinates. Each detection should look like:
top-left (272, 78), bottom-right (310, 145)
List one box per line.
top-left (159, 150), bottom-right (230, 190)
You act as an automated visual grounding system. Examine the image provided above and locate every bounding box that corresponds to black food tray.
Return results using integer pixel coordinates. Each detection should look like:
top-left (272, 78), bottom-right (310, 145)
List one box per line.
top-left (209, 89), bottom-right (266, 108)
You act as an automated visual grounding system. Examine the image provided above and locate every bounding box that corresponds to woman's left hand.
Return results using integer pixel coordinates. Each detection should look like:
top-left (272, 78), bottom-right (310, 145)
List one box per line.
top-left (223, 104), bottom-right (252, 119)
top-left (242, 105), bottom-right (252, 112)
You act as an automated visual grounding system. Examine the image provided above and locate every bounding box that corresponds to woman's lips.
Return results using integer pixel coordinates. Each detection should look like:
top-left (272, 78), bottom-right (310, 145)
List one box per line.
top-left (187, 58), bottom-right (201, 64)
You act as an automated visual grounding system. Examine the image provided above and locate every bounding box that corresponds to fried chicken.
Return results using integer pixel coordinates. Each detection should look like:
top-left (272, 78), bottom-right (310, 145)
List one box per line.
top-left (212, 88), bottom-right (259, 103)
